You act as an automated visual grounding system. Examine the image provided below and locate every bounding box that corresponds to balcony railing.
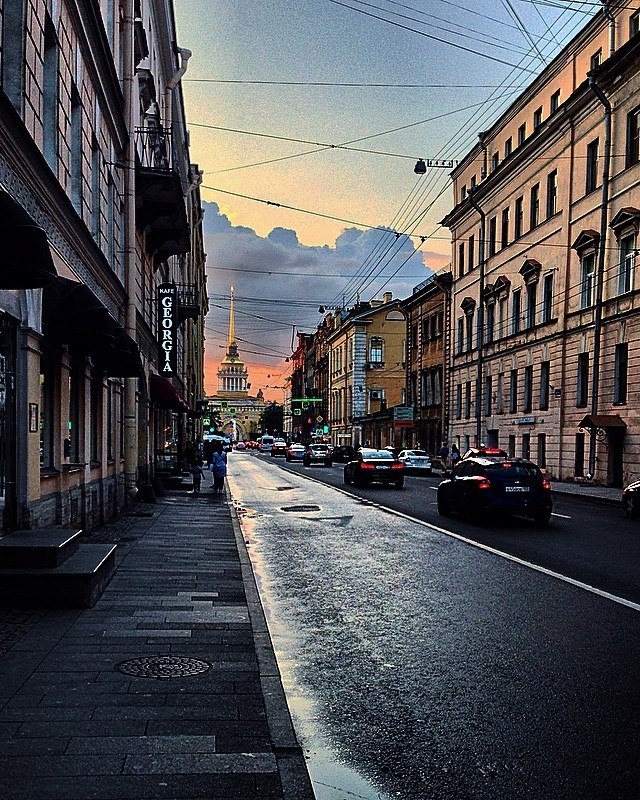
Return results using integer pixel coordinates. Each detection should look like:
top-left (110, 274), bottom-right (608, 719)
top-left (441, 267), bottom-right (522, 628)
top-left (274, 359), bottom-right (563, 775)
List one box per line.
top-left (135, 126), bottom-right (175, 173)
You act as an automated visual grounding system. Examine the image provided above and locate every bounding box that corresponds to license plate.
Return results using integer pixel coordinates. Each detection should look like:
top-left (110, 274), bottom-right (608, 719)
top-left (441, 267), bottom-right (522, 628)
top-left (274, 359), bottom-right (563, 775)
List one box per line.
top-left (376, 465), bottom-right (390, 470)
top-left (505, 486), bottom-right (529, 493)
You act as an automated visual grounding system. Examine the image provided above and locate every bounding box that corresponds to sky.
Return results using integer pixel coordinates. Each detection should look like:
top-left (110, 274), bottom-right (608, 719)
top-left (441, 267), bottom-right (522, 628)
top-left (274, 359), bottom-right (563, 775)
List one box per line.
top-left (172, 0), bottom-right (598, 400)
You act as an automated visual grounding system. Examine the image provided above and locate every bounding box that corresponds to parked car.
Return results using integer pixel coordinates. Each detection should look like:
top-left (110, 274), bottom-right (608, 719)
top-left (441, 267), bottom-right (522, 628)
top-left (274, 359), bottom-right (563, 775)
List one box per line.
top-left (437, 455), bottom-right (553, 525)
top-left (344, 448), bottom-right (405, 488)
top-left (383, 445), bottom-right (400, 458)
top-left (303, 443), bottom-right (332, 467)
top-left (235, 441), bottom-right (246, 450)
top-left (397, 449), bottom-right (432, 475)
top-left (285, 443), bottom-right (306, 462)
top-left (461, 446), bottom-right (507, 461)
top-left (270, 439), bottom-right (288, 457)
top-left (331, 444), bottom-right (356, 463)
top-left (622, 479), bottom-right (640, 517)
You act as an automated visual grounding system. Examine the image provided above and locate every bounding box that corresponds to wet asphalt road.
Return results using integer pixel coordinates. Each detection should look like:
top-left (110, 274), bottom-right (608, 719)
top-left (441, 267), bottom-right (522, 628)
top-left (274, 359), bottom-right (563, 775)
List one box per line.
top-left (228, 452), bottom-right (640, 800)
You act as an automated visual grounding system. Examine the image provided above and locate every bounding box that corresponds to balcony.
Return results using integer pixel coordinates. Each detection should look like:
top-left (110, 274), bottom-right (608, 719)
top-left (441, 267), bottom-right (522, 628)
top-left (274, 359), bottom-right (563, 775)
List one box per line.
top-left (134, 126), bottom-right (189, 263)
top-left (176, 283), bottom-right (201, 322)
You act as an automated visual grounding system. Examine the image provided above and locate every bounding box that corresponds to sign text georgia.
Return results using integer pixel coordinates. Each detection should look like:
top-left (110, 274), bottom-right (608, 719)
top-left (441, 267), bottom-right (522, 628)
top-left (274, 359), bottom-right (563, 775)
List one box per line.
top-left (157, 284), bottom-right (178, 376)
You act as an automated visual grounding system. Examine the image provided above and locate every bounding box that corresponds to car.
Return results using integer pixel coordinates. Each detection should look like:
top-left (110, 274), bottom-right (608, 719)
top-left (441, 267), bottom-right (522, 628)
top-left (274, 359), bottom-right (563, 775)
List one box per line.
top-left (343, 448), bottom-right (405, 488)
top-left (436, 455), bottom-right (553, 525)
top-left (235, 441), bottom-right (246, 450)
top-left (270, 439), bottom-right (288, 457)
top-left (285, 443), bottom-right (306, 462)
top-left (383, 445), bottom-right (400, 458)
top-left (622, 479), bottom-right (640, 517)
top-left (331, 444), bottom-right (356, 463)
top-left (461, 446), bottom-right (508, 460)
top-left (397, 449), bottom-right (432, 474)
top-left (303, 443), bottom-right (332, 467)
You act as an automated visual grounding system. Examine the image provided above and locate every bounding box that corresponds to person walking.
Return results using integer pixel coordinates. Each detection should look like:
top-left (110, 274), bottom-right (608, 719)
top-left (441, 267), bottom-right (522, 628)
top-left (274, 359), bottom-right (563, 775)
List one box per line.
top-left (191, 460), bottom-right (204, 494)
top-left (438, 442), bottom-right (450, 469)
top-left (211, 445), bottom-right (228, 494)
top-left (450, 443), bottom-right (460, 467)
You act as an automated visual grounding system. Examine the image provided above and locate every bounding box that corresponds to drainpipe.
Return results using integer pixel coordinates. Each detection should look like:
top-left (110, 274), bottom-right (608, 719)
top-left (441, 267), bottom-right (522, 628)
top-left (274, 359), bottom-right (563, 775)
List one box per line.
top-left (164, 48), bottom-right (192, 131)
top-left (122, 0), bottom-right (138, 494)
top-left (468, 189), bottom-right (486, 449)
top-left (587, 73), bottom-right (612, 479)
top-left (601, 1), bottom-right (615, 58)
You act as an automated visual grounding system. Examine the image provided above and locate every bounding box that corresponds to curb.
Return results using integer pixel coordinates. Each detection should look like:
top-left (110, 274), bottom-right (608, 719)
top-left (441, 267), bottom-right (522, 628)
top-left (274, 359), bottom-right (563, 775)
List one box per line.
top-left (227, 488), bottom-right (316, 800)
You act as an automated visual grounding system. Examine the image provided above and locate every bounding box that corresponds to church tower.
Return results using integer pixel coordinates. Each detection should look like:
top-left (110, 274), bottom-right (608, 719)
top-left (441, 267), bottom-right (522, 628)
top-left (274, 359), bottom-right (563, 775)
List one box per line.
top-left (217, 287), bottom-right (249, 396)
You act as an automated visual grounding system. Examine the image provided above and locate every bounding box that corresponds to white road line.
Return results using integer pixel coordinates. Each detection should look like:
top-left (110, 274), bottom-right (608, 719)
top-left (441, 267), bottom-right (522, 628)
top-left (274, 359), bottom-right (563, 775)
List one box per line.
top-left (552, 512), bottom-right (572, 519)
top-left (274, 464), bottom-right (639, 613)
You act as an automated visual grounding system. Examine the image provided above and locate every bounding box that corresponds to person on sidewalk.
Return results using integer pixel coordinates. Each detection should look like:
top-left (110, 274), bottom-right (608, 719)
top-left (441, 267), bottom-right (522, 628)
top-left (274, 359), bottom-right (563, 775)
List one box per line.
top-left (191, 460), bottom-right (204, 494)
top-left (211, 444), bottom-right (228, 494)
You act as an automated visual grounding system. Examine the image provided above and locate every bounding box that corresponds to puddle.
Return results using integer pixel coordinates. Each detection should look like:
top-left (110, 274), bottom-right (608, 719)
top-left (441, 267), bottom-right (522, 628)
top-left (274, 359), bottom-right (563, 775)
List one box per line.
top-left (281, 505), bottom-right (321, 513)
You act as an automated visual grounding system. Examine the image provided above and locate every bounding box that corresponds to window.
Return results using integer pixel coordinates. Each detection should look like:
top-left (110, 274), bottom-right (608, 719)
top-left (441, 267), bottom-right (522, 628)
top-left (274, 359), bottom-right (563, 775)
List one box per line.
top-left (530, 183), bottom-right (540, 229)
top-left (518, 123), bottom-right (526, 146)
top-left (514, 196), bottom-right (523, 240)
top-left (468, 234), bottom-right (475, 270)
top-left (43, 16), bottom-right (59, 170)
top-left (509, 369), bottom-right (518, 413)
top-left (526, 282), bottom-right (537, 329)
top-left (504, 137), bottom-right (512, 158)
top-left (40, 349), bottom-right (55, 468)
top-left (456, 384), bottom-right (462, 419)
top-left (512, 289), bottom-right (521, 334)
top-left (577, 353), bottom-right (589, 407)
top-left (457, 318), bottom-right (464, 355)
top-left (498, 297), bottom-right (507, 339)
top-left (106, 381), bottom-right (114, 461)
top-left (508, 434), bottom-right (516, 458)
top-left (496, 372), bottom-right (504, 413)
top-left (590, 49), bottom-right (602, 71)
top-left (91, 138), bottom-right (101, 240)
top-left (523, 365), bottom-right (533, 412)
top-left (542, 273), bottom-right (553, 323)
top-left (580, 253), bottom-right (595, 308)
top-left (614, 342), bottom-right (628, 404)
top-left (537, 434), bottom-right (547, 468)
top-left (631, 10), bottom-right (640, 38)
top-left (68, 361), bottom-right (82, 462)
top-left (488, 216), bottom-right (497, 257)
top-left (461, 185), bottom-right (467, 202)
top-left (412, 323), bottom-right (418, 348)
top-left (491, 152), bottom-right (500, 171)
top-left (465, 381), bottom-right (472, 418)
top-left (539, 361), bottom-right (550, 410)
top-left (484, 375), bottom-right (493, 416)
top-left (465, 312), bottom-right (474, 352)
top-left (2, 0), bottom-right (26, 111)
top-left (550, 90), bottom-right (560, 114)
top-left (627, 106), bottom-right (640, 167)
top-left (90, 372), bottom-right (102, 463)
top-left (546, 170), bottom-right (558, 217)
top-left (522, 433), bottom-right (531, 461)
top-left (501, 207), bottom-right (509, 249)
top-left (533, 107), bottom-right (543, 129)
top-left (575, 433), bottom-right (585, 478)
top-left (369, 337), bottom-right (384, 363)
top-left (458, 242), bottom-right (465, 277)
top-left (486, 303), bottom-right (495, 344)
top-left (618, 233), bottom-right (635, 295)
top-left (586, 139), bottom-right (599, 193)
top-left (470, 174), bottom-right (477, 189)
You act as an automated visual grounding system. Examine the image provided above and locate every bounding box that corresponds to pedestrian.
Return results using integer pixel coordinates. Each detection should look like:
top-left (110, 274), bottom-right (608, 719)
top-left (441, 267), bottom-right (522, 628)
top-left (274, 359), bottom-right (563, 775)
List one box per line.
top-left (191, 460), bottom-right (204, 494)
top-left (438, 442), bottom-right (450, 468)
top-left (211, 444), bottom-right (228, 494)
top-left (450, 443), bottom-right (460, 467)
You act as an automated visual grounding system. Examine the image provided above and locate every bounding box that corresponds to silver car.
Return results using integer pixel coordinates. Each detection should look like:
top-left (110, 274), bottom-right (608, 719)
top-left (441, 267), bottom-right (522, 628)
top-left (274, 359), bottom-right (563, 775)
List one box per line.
top-left (397, 449), bottom-right (432, 475)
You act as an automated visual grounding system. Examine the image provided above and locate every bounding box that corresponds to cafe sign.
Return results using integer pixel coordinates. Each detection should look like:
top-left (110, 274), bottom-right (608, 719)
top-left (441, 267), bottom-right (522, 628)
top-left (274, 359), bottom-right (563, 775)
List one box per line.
top-left (158, 283), bottom-right (177, 376)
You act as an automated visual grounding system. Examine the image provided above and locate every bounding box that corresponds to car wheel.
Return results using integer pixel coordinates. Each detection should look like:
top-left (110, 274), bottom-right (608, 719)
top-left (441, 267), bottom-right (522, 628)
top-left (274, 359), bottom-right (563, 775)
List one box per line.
top-left (437, 494), bottom-right (452, 516)
top-left (533, 510), bottom-right (552, 527)
top-left (394, 478), bottom-right (404, 489)
top-left (624, 494), bottom-right (639, 518)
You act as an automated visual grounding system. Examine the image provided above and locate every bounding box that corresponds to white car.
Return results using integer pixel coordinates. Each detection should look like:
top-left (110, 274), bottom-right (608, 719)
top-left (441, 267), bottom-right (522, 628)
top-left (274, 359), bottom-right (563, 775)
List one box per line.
top-left (397, 449), bottom-right (432, 474)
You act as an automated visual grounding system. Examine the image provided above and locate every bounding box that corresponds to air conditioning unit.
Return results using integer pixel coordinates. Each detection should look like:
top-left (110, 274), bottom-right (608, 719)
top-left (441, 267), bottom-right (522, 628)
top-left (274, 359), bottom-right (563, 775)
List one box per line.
top-left (370, 390), bottom-right (382, 400)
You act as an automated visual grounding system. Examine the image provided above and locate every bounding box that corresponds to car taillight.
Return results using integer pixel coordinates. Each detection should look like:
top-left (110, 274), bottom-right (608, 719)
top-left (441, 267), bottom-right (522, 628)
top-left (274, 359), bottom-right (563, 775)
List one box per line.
top-left (477, 478), bottom-right (491, 490)
top-left (361, 463), bottom-right (375, 470)
top-left (391, 463), bottom-right (404, 470)
top-left (542, 477), bottom-right (551, 490)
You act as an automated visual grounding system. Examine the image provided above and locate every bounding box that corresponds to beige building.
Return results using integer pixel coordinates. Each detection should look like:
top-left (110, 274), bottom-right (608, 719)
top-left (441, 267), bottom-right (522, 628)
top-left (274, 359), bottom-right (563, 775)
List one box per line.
top-left (442, 2), bottom-right (640, 486)
top-left (327, 293), bottom-right (406, 448)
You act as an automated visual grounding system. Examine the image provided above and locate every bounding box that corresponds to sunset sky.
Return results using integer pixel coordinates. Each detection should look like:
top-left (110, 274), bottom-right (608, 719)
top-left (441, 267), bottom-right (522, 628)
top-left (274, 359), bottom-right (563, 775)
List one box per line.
top-left (173, 0), bottom-right (594, 400)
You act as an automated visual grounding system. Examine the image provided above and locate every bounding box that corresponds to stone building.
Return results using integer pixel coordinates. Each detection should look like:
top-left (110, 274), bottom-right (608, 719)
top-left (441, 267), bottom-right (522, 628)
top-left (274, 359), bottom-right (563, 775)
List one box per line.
top-left (0, 0), bottom-right (207, 534)
top-left (441, 1), bottom-right (640, 486)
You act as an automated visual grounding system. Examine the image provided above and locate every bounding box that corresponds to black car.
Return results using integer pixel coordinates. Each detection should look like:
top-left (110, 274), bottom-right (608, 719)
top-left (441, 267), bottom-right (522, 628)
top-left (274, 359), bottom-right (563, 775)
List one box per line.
top-left (622, 479), bottom-right (640, 517)
top-left (331, 445), bottom-right (356, 463)
top-left (344, 448), bottom-right (405, 488)
top-left (270, 439), bottom-right (288, 457)
top-left (303, 444), bottom-right (332, 467)
top-left (437, 455), bottom-right (552, 525)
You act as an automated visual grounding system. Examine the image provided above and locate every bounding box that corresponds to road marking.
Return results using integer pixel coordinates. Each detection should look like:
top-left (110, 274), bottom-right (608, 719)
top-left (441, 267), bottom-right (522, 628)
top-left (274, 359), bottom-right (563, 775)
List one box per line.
top-left (552, 512), bottom-right (571, 519)
top-left (274, 465), bottom-right (640, 613)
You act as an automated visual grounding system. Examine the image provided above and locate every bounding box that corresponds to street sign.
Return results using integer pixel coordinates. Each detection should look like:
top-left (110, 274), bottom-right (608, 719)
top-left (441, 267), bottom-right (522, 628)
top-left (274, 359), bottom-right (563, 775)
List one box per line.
top-left (393, 407), bottom-right (414, 421)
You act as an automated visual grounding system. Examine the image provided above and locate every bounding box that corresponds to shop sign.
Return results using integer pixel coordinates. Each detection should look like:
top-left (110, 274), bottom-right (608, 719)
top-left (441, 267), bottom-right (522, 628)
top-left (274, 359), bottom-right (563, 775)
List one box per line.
top-left (157, 284), bottom-right (177, 376)
top-left (517, 416), bottom-right (536, 425)
top-left (393, 406), bottom-right (414, 421)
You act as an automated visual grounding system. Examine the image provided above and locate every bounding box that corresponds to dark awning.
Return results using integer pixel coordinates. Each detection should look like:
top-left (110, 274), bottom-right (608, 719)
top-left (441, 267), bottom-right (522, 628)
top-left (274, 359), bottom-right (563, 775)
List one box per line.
top-left (578, 414), bottom-right (627, 429)
top-left (43, 277), bottom-right (116, 356)
top-left (0, 191), bottom-right (58, 288)
top-left (97, 326), bottom-right (143, 378)
top-left (149, 373), bottom-right (188, 412)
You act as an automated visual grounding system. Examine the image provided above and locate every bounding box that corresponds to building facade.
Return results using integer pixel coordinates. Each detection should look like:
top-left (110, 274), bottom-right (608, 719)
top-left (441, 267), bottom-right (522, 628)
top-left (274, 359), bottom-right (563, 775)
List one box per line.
top-left (0, 0), bottom-right (206, 533)
top-left (442, 2), bottom-right (640, 486)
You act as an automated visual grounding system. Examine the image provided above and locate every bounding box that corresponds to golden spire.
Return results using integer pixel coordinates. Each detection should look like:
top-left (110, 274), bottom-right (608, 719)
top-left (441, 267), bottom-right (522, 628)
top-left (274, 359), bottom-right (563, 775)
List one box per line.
top-left (227, 286), bottom-right (235, 349)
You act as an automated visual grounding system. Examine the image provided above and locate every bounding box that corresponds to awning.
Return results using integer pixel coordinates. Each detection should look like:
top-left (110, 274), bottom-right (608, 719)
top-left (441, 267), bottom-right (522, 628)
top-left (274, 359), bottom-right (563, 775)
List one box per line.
top-left (578, 414), bottom-right (627, 430)
top-left (43, 277), bottom-right (116, 355)
top-left (149, 373), bottom-right (188, 412)
top-left (97, 326), bottom-right (143, 378)
top-left (0, 191), bottom-right (58, 288)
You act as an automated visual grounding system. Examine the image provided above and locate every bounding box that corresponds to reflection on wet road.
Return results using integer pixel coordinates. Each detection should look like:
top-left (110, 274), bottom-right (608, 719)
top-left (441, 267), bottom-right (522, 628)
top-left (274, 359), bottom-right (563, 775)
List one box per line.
top-left (228, 453), bottom-right (640, 800)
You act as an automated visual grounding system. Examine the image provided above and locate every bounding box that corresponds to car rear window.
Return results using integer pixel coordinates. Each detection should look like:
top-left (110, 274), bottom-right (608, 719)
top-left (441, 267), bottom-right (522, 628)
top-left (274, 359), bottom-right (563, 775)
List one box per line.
top-left (485, 462), bottom-right (540, 478)
top-left (362, 450), bottom-right (394, 459)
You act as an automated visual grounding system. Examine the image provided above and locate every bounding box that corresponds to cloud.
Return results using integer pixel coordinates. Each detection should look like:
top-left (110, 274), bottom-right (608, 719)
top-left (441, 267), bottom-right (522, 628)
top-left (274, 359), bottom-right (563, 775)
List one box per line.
top-left (202, 201), bottom-right (446, 396)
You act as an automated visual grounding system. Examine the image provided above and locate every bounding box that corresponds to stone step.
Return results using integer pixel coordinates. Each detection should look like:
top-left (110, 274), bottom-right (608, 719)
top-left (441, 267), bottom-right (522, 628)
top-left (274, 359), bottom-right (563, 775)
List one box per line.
top-left (0, 544), bottom-right (117, 608)
top-left (0, 528), bottom-right (83, 568)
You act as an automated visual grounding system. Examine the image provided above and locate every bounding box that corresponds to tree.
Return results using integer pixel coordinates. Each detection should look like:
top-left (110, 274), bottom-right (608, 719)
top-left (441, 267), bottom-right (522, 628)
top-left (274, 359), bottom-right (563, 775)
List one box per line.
top-left (261, 403), bottom-right (284, 437)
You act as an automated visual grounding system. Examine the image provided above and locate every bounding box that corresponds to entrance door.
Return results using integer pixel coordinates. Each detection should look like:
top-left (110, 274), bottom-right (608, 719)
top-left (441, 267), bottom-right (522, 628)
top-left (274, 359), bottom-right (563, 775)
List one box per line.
top-left (608, 429), bottom-right (625, 488)
top-left (0, 316), bottom-right (17, 531)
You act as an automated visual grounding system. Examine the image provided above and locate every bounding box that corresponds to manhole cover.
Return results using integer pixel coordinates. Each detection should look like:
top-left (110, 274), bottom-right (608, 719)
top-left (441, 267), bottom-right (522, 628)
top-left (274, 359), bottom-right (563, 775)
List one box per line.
top-left (116, 655), bottom-right (212, 679)
top-left (281, 505), bottom-right (321, 512)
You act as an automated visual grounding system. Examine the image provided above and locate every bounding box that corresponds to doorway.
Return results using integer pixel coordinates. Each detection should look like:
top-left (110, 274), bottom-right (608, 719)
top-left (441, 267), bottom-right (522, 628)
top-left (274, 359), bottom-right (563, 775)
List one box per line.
top-left (0, 315), bottom-right (17, 531)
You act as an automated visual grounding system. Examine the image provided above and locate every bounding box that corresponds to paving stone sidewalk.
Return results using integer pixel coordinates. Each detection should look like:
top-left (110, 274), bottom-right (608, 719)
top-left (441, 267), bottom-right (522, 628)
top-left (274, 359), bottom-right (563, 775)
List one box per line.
top-left (0, 490), bottom-right (314, 800)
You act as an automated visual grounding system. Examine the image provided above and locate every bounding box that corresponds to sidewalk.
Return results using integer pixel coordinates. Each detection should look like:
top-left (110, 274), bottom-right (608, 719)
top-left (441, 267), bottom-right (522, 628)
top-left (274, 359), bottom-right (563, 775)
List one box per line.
top-left (0, 487), bottom-right (315, 800)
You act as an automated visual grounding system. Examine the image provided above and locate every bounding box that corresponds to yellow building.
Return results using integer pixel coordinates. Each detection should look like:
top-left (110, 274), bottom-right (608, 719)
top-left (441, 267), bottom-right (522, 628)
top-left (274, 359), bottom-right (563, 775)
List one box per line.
top-left (442, 2), bottom-right (640, 487)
